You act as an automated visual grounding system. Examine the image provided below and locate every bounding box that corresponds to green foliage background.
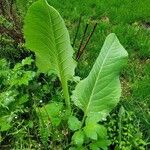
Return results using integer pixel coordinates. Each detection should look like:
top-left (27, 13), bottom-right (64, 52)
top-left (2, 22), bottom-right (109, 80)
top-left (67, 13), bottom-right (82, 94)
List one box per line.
top-left (0, 0), bottom-right (149, 149)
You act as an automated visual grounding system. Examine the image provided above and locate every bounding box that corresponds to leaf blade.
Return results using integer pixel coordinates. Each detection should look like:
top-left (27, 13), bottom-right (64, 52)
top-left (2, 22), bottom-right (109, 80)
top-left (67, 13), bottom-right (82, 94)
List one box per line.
top-left (72, 130), bottom-right (84, 146)
top-left (68, 116), bottom-right (81, 131)
top-left (72, 33), bottom-right (128, 121)
top-left (24, 0), bottom-right (76, 81)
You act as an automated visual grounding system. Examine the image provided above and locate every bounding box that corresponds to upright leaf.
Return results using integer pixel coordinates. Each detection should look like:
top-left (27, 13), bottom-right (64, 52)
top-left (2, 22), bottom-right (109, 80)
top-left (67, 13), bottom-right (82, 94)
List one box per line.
top-left (24, 0), bottom-right (76, 109)
top-left (72, 33), bottom-right (128, 122)
top-left (24, 0), bottom-right (76, 79)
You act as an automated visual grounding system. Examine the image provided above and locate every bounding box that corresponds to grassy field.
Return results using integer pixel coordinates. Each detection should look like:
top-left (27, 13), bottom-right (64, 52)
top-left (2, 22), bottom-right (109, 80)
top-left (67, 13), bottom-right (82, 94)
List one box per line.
top-left (48, 0), bottom-right (150, 74)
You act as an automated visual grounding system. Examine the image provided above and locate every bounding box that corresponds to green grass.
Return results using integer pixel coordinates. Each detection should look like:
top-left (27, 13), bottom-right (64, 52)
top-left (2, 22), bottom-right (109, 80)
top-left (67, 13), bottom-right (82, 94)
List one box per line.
top-left (48, 0), bottom-right (150, 23)
top-left (47, 0), bottom-right (150, 66)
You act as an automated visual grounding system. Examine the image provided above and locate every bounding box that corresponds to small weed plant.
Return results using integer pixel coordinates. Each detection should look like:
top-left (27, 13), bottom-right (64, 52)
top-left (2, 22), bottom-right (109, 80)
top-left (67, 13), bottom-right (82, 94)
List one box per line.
top-left (23, 0), bottom-right (128, 149)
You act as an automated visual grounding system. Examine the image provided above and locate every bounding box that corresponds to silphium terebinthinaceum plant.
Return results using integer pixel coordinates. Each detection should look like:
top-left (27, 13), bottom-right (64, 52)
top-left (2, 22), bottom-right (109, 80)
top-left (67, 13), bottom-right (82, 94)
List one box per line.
top-left (24, 0), bottom-right (128, 149)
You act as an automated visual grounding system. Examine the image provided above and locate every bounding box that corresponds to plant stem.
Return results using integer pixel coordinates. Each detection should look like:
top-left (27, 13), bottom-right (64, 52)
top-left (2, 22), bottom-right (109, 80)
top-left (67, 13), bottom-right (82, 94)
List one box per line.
top-left (61, 78), bottom-right (71, 113)
top-left (81, 113), bottom-right (86, 128)
top-left (77, 22), bottom-right (97, 60)
top-left (76, 23), bottom-right (89, 59)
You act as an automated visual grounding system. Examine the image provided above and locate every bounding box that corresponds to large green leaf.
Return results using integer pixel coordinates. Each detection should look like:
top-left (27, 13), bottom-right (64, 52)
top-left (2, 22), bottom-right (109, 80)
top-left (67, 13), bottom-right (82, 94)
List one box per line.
top-left (24, 0), bottom-right (76, 81)
top-left (72, 33), bottom-right (128, 122)
top-left (24, 0), bottom-right (76, 109)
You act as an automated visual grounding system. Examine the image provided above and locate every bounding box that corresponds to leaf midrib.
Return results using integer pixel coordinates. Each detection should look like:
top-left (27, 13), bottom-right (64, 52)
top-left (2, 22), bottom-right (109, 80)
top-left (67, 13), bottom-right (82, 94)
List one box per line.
top-left (46, 3), bottom-right (64, 79)
top-left (84, 37), bottom-right (116, 116)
